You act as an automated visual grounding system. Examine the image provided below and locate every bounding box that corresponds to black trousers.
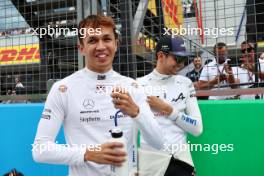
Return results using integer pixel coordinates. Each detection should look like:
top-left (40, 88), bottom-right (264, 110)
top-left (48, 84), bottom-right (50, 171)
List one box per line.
top-left (164, 157), bottom-right (196, 176)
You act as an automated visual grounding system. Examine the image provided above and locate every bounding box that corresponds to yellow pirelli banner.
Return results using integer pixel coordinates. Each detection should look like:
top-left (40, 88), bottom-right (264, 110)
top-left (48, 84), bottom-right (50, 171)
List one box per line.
top-left (0, 44), bottom-right (40, 66)
top-left (162, 0), bottom-right (183, 28)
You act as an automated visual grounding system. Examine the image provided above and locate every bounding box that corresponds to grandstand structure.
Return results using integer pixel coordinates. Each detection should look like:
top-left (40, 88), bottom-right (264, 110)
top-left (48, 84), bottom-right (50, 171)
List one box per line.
top-left (0, 0), bottom-right (264, 101)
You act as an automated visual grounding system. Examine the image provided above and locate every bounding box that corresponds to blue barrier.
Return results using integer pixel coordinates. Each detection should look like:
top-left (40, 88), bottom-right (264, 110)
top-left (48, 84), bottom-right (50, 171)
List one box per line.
top-left (1, 101), bottom-right (263, 176)
top-left (0, 104), bottom-right (67, 176)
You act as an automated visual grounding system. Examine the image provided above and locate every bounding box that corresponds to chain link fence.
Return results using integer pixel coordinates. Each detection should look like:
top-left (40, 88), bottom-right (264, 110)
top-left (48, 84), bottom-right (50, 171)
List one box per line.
top-left (0, 0), bottom-right (264, 102)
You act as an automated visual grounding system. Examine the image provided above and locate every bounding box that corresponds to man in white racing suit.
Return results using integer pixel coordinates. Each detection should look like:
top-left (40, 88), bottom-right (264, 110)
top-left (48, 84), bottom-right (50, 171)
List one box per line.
top-left (32, 14), bottom-right (164, 176)
top-left (137, 35), bottom-right (203, 176)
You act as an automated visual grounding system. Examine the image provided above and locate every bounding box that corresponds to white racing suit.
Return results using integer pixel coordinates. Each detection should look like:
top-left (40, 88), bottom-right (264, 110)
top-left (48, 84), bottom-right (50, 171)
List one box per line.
top-left (137, 69), bottom-right (203, 176)
top-left (32, 68), bottom-right (164, 176)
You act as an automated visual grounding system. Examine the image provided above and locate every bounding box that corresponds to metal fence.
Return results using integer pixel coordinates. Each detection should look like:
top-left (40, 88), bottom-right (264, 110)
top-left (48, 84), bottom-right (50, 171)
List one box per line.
top-left (0, 0), bottom-right (264, 102)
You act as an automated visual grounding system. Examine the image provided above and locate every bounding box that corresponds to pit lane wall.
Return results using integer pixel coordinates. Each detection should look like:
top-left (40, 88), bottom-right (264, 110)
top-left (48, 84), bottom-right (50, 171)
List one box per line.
top-left (0, 101), bottom-right (263, 176)
top-left (0, 104), bottom-right (67, 176)
top-left (188, 100), bottom-right (264, 176)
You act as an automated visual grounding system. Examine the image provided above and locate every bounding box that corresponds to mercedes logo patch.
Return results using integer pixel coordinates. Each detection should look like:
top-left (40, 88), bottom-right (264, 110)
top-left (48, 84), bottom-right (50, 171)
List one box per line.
top-left (83, 99), bottom-right (95, 109)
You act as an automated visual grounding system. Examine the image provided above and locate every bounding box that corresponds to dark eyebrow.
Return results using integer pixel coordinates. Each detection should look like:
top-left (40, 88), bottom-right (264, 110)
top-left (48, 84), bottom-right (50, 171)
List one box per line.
top-left (102, 34), bottom-right (113, 38)
top-left (87, 33), bottom-right (113, 40)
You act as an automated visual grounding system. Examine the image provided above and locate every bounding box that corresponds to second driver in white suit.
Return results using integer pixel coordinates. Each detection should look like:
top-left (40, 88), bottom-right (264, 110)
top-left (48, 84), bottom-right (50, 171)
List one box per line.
top-left (137, 35), bottom-right (203, 176)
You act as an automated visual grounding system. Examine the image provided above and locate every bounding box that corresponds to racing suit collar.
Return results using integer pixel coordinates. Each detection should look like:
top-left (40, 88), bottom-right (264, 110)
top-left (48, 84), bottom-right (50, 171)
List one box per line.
top-left (152, 69), bottom-right (172, 80)
top-left (84, 67), bottom-right (115, 80)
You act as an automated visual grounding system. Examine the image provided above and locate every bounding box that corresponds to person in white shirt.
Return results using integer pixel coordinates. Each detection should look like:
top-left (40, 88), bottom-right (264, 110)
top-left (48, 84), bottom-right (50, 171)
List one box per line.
top-left (259, 53), bottom-right (264, 68)
top-left (14, 76), bottom-right (25, 95)
top-left (197, 42), bottom-right (239, 100)
top-left (32, 14), bottom-right (164, 176)
top-left (259, 52), bottom-right (264, 80)
top-left (15, 76), bottom-right (24, 88)
top-left (232, 41), bottom-right (256, 99)
top-left (137, 35), bottom-right (203, 176)
top-left (233, 42), bottom-right (264, 99)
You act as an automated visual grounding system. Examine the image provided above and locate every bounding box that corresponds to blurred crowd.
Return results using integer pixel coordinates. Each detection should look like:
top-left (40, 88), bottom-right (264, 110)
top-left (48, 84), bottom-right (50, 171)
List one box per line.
top-left (186, 41), bottom-right (264, 100)
top-left (0, 28), bottom-right (33, 37)
top-left (0, 76), bottom-right (26, 104)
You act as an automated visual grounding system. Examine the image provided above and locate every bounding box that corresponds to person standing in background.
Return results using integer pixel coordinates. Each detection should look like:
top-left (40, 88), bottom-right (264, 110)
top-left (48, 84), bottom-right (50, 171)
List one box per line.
top-left (185, 56), bottom-right (209, 100)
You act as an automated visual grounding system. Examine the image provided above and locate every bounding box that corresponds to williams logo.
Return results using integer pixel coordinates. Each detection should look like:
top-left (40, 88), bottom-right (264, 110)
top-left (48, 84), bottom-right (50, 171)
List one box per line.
top-left (95, 84), bottom-right (106, 94)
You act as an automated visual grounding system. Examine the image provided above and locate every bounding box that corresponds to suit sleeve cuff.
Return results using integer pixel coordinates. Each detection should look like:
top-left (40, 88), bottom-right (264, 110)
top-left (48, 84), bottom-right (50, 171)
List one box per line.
top-left (167, 108), bottom-right (180, 121)
top-left (133, 108), bottom-right (144, 123)
top-left (79, 147), bottom-right (87, 164)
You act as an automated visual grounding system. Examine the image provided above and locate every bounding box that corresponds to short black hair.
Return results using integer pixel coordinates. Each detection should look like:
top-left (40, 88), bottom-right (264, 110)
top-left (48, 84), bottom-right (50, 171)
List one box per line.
top-left (213, 42), bottom-right (227, 54)
top-left (241, 40), bottom-right (254, 49)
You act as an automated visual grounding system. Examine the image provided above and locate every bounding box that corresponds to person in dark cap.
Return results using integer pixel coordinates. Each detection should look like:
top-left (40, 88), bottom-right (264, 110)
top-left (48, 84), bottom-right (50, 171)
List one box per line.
top-left (137, 35), bottom-right (203, 176)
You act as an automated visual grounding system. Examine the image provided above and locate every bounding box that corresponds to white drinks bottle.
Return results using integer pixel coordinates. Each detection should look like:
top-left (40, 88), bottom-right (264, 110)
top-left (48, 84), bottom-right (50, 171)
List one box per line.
top-left (109, 127), bottom-right (129, 176)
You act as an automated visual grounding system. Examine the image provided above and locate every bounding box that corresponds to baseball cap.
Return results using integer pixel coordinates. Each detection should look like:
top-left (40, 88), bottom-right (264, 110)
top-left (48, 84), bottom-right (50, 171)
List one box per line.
top-left (156, 35), bottom-right (194, 59)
